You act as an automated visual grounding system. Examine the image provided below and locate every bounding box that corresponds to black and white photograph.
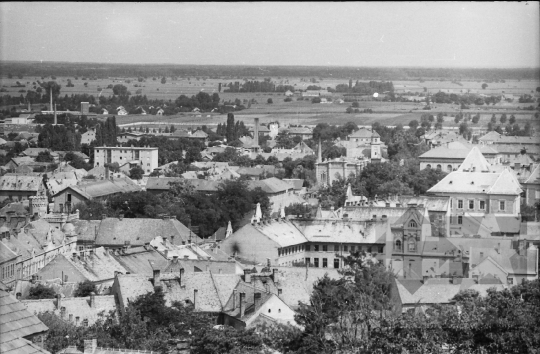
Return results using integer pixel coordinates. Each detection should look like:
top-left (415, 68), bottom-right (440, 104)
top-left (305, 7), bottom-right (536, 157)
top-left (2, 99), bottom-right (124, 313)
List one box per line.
top-left (0, 2), bottom-right (539, 353)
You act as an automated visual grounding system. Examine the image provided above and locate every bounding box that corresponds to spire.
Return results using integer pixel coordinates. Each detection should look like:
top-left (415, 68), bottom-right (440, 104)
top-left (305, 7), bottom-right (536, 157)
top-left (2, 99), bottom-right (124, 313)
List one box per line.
top-left (346, 183), bottom-right (353, 200)
top-left (255, 203), bottom-right (262, 223)
top-left (225, 221), bottom-right (233, 238)
top-left (318, 137), bottom-right (322, 163)
top-left (315, 204), bottom-right (322, 218)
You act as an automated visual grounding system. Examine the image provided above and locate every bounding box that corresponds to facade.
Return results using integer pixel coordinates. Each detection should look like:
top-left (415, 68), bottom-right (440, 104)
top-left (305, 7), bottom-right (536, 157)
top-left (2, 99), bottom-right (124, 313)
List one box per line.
top-left (418, 142), bottom-right (499, 171)
top-left (80, 129), bottom-right (96, 145)
top-left (93, 146), bottom-right (158, 174)
top-left (0, 175), bottom-right (45, 202)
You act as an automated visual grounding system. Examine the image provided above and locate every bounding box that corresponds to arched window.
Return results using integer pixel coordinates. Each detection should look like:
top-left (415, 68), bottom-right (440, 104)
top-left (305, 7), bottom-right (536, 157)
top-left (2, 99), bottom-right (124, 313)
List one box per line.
top-left (426, 164), bottom-right (431, 169)
top-left (395, 240), bottom-right (402, 251)
top-left (436, 164), bottom-right (442, 170)
top-left (408, 239), bottom-right (416, 252)
top-left (447, 165), bottom-right (452, 172)
top-left (409, 220), bottom-right (417, 228)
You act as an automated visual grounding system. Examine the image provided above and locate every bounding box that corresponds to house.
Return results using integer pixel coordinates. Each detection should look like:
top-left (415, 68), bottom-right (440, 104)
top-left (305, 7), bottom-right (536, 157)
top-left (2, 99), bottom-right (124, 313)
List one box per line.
top-left (287, 127), bottom-right (313, 140)
top-left (20, 148), bottom-right (59, 162)
top-left (93, 146), bottom-right (159, 174)
top-left (0, 285), bottom-right (51, 354)
top-left (284, 90), bottom-right (294, 97)
top-left (51, 178), bottom-right (142, 213)
top-left (392, 277), bottom-right (506, 313)
top-left (522, 164), bottom-right (540, 206)
top-left (419, 142), bottom-right (499, 171)
top-left (0, 175), bottom-right (46, 202)
top-left (21, 293), bottom-right (117, 327)
top-left (0, 241), bottom-right (20, 284)
top-left (0, 219), bottom-right (78, 284)
top-left (116, 107), bottom-right (128, 116)
top-left (80, 129), bottom-right (96, 145)
top-left (301, 90), bottom-right (329, 97)
top-left (94, 216), bottom-right (201, 249)
top-left (169, 130), bottom-right (209, 145)
top-left (219, 215), bottom-right (390, 268)
top-left (427, 147), bottom-right (523, 235)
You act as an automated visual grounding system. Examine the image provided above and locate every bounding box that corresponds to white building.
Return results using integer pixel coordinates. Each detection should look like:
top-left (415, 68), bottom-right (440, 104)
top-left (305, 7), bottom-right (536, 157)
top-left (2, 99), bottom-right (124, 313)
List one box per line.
top-left (93, 146), bottom-right (159, 175)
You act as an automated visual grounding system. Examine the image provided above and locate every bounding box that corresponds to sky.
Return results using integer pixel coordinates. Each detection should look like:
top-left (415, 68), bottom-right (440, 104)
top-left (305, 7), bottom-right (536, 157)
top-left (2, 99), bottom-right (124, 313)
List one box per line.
top-left (1, 2), bottom-right (539, 68)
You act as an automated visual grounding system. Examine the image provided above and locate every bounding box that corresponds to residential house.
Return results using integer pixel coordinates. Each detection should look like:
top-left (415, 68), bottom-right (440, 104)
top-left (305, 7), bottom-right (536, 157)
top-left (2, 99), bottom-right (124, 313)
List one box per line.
top-left (287, 127), bottom-right (313, 140)
top-left (522, 164), bottom-right (540, 206)
top-left (81, 129), bottom-right (96, 145)
top-left (0, 175), bottom-right (46, 202)
top-left (392, 277), bottom-right (506, 313)
top-left (93, 146), bottom-right (159, 175)
top-left (22, 293), bottom-right (117, 327)
top-left (419, 142), bottom-right (499, 172)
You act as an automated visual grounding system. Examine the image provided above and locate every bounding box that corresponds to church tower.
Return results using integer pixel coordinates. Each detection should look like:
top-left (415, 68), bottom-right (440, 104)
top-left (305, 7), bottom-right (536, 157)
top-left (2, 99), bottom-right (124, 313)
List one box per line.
top-left (370, 131), bottom-right (381, 163)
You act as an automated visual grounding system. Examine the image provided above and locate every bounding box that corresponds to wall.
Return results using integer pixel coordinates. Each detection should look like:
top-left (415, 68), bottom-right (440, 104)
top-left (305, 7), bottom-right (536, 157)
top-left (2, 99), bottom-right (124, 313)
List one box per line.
top-left (94, 147), bottom-right (159, 174)
top-left (246, 295), bottom-right (297, 327)
top-left (0, 190), bottom-right (38, 202)
top-left (53, 189), bottom-right (87, 213)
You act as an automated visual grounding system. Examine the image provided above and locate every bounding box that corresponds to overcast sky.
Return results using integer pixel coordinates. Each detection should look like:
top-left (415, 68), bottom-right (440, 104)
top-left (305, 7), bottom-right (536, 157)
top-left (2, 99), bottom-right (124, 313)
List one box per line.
top-left (1, 2), bottom-right (539, 67)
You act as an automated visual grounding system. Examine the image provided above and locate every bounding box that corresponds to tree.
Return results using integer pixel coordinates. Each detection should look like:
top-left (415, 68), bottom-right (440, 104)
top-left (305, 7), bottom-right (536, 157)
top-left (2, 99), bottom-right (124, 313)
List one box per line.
top-left (472, 113), bottom-right (480, 124)
top-left (500, 113), bottom-right (507, 124)
top-left (112, 84), bottom-right (128, 96)
top-left (267, 98), bottom-right (273, 104)
top-left (408, 120), bottom-right (419, 130)
top-left (509, 114), bottom-right (516, 124)
top-left (436, 112), bottom-right (444, 123)
top-left (73, 280), bottom-right (97, 297)
top-left (491, 114), bottom-right (497, 123)
top-left (482, 83), bottom-right (488, 89)
top-left (161, 77), bottom-right (166, 84)
top-left (28, 284), bottom-right (56, 299)
top-left (36, 150), bottom-right (54, 162)
top-left (129, 165), bottom-right (145, 180)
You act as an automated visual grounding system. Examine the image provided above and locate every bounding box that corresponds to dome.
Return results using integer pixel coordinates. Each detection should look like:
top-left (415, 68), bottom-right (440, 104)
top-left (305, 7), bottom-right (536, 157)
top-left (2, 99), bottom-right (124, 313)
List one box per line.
top-left (62, 222), bottom-right (75, 235)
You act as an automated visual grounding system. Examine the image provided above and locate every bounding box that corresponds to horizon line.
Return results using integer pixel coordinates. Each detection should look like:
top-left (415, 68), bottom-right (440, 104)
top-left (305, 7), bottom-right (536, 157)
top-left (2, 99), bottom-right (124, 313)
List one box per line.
top-left (1, 60), bottom-right (539, 71)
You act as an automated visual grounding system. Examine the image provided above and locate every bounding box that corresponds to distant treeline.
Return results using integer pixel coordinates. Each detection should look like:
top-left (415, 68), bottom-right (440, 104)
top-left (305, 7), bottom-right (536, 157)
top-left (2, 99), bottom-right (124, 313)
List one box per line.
top-left (223, 79), bottom-right (295, 93)
top-left (1, 61), bottom-right (539, 80)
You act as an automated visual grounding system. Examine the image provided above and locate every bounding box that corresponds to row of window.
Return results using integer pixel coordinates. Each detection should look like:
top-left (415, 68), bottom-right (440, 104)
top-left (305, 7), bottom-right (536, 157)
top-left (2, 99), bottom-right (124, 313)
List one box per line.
top-left (304, 257), bottom-right (340, 268)
top-left (278, 244), bottom-right (384, 256)
top-left (426, 164), bottom-right (454, 172)
top-left (1, 264), bottom-right (15, 280)
top-left (394, 239), bottom-right (417, 252)
top-left (451, 199), bottom-right (504, 211)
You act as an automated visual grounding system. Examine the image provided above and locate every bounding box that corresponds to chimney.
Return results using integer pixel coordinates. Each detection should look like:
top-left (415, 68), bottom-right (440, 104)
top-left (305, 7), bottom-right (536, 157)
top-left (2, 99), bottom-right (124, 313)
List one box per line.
top-left (54, 103), bottom-right (57, 125)
top-left (84, 339), bottom-right (97, 354)
top-left (244, 269), bottom-right (251, 283)
top-left (193, 289), bottom-right (198, 310)
top-left (49, 89), bottom-right (53, 112)
top-left (89, 292), bottom-right (95, 308)
top-left (239, 292), bottom-right (246, 317)
top-left (153, 269), bottom-right (161, 288)
top-left (69, 314), bottom-right (73, 322)
top-left (233, 289), bottom-right (237, 309)
top-left (56, 294), bottom-right (62, 309)
top-left (254, 292), bottom-right (261, 311)
top-left (173, 255), bottom-right (179, 262)
top-left (254, 118), bottom-right (259, 147)
top-left (60, 306), bottom-right (66, 319)
top-left (118, 214), bottom-right (124, 221)
top-left (266, 258), bottom-right (271, 267)
top-left (179, 268), bottom-right (184, 287)
top-left (105, 166), bottom-right (110, 180)
top-left (272, 268), bottom-right (278, 283)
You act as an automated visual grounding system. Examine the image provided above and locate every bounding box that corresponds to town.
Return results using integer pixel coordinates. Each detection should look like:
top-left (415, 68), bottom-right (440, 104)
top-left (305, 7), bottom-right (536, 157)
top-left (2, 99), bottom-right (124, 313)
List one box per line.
top-left (1, 2), bottom-right (539, 354)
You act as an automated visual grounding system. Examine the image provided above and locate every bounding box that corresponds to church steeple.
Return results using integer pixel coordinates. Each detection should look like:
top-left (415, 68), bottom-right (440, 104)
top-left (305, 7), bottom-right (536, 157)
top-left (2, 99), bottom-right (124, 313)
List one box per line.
top-left (318, 137), bottom-right (322, 163)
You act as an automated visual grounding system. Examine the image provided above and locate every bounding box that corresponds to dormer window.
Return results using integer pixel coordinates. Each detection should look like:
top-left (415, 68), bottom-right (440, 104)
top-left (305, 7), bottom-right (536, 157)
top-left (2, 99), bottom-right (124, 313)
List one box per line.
top-left (408, 220), bottom-right (417, 228)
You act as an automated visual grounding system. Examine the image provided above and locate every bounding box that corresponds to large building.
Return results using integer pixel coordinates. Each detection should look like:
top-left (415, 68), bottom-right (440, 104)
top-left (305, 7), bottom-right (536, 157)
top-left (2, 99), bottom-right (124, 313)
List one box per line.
top-left (93, 146), bottom-right (158, 175)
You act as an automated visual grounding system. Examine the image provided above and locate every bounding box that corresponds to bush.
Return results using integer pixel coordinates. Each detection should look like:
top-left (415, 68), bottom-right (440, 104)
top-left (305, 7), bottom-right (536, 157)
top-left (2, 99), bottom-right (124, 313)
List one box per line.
top-left (284, 97), bottom-right (292, 102)
top-left (28, 284), bottom-right (56, 299)
top-left (267, 98), bottom-right (273, 104)
top-left (311, 97), bottom-right (321, 104)
top-left (74, 280), bottom-right (97, 297)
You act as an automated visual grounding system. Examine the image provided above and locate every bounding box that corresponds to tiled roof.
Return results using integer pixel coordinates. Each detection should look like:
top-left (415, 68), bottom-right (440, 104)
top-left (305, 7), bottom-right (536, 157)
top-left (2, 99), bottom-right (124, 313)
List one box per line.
top-left (282, 179), bottom-right (304, 190)
top-left (293, 219), bottom-right (387, 244)
top-left (250, 177), bottom-right (292, 194)
top-left (112, 246), bottom-right (166, 276)
top-left (240, 220), bottom-right (308, 248)
top-left (479, 131), bottom-right (502, 141)
top-left (456, 147), bottom-right (492, 172)
top-left (95, 218), bottom-right (200, 246)
top-left (395, 277), bottom-right (506, 306)
top-left (70, 220), bottom-right (101, 242)
top-left (21, 148), bottom-right (56, 158)
top-left (348, 128), bottom-right (379, 139)
top-left (470, 247), bottom-right (538, 276)
top-left (524, 164), bottom-right (540, 184)
top-left (288, 127), bottom-right (312, 135)
top-left (0, 289), bottom-right (49, 354)
top-left (0, 241), bottom-right (19, 262)
top-left (427, 168), bottom-right (522, 195)
top-left (491, 144), bottom-right (540, 155)
top-left (0, 176), bottom-right (43, 192)
top-left (21, 295), bottom-right (117, 326)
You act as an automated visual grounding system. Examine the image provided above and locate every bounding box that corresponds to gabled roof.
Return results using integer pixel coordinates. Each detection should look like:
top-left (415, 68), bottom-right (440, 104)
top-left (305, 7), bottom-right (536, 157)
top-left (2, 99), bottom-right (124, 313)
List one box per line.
top-left (0, 289), bottom-right (49, 354)
top-left (0, 176), bottom-right (43, 192)
top-left (95, 217), bottom-right (200, 246)
top-left (427, 168), bottom-right (522, 195)
top-left (479, 131), bottom-right (502, 141)
top-left (348, 128), bottom-right (379, 139)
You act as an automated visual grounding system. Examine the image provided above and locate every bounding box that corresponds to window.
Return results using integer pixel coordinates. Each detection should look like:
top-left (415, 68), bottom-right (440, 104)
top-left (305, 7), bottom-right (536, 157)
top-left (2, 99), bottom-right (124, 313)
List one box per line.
top-left (458, 200), bottom-right (463, 209)
top-left (322, 245), bottom-right (328, 252)
top-left (447, 165), bottom-right (452, 172)
top-left (408, 220), bottom-right (417, 228)
top-left (314, 258), bottom-right (319, 267)
top-left (479, 200), bottom-right (485, 210)
top-left (458, 216), bottom-right (463, 225)
top-left (322, 258), bottom-right (328, 268)
top-left (305, 245), bottom-right (311, 251)
top-left (450, 199), bottom-right (453, 208)
top-left (408, 239), bottom-right (416, 252)
top-left (305, 257), bottom-right (310, 265)
top-left (350, 245), bottom-right (355, 252)
top-left (499, 201), bottom-right (505, 211)
top-left (426, 164), bottom-right (431, 169)
top-left (378, 246), bottom-right (384, 253)
top-left (507, 277), bottom-right (514, 285)
top-left (334, 259), bottom-right (340, 268)
top-left (335, 244), bottom-right (339, 252)
top-left (395, 240), bottom-right (402, 251)
top-left (344, 245), bottom-right (348, 252)
top-left (314, 244), bottom-right (319, 252)
top-left (436, 164), bottom-right (442, 170)
top-left (469, 200), bottom-right (474, 210)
